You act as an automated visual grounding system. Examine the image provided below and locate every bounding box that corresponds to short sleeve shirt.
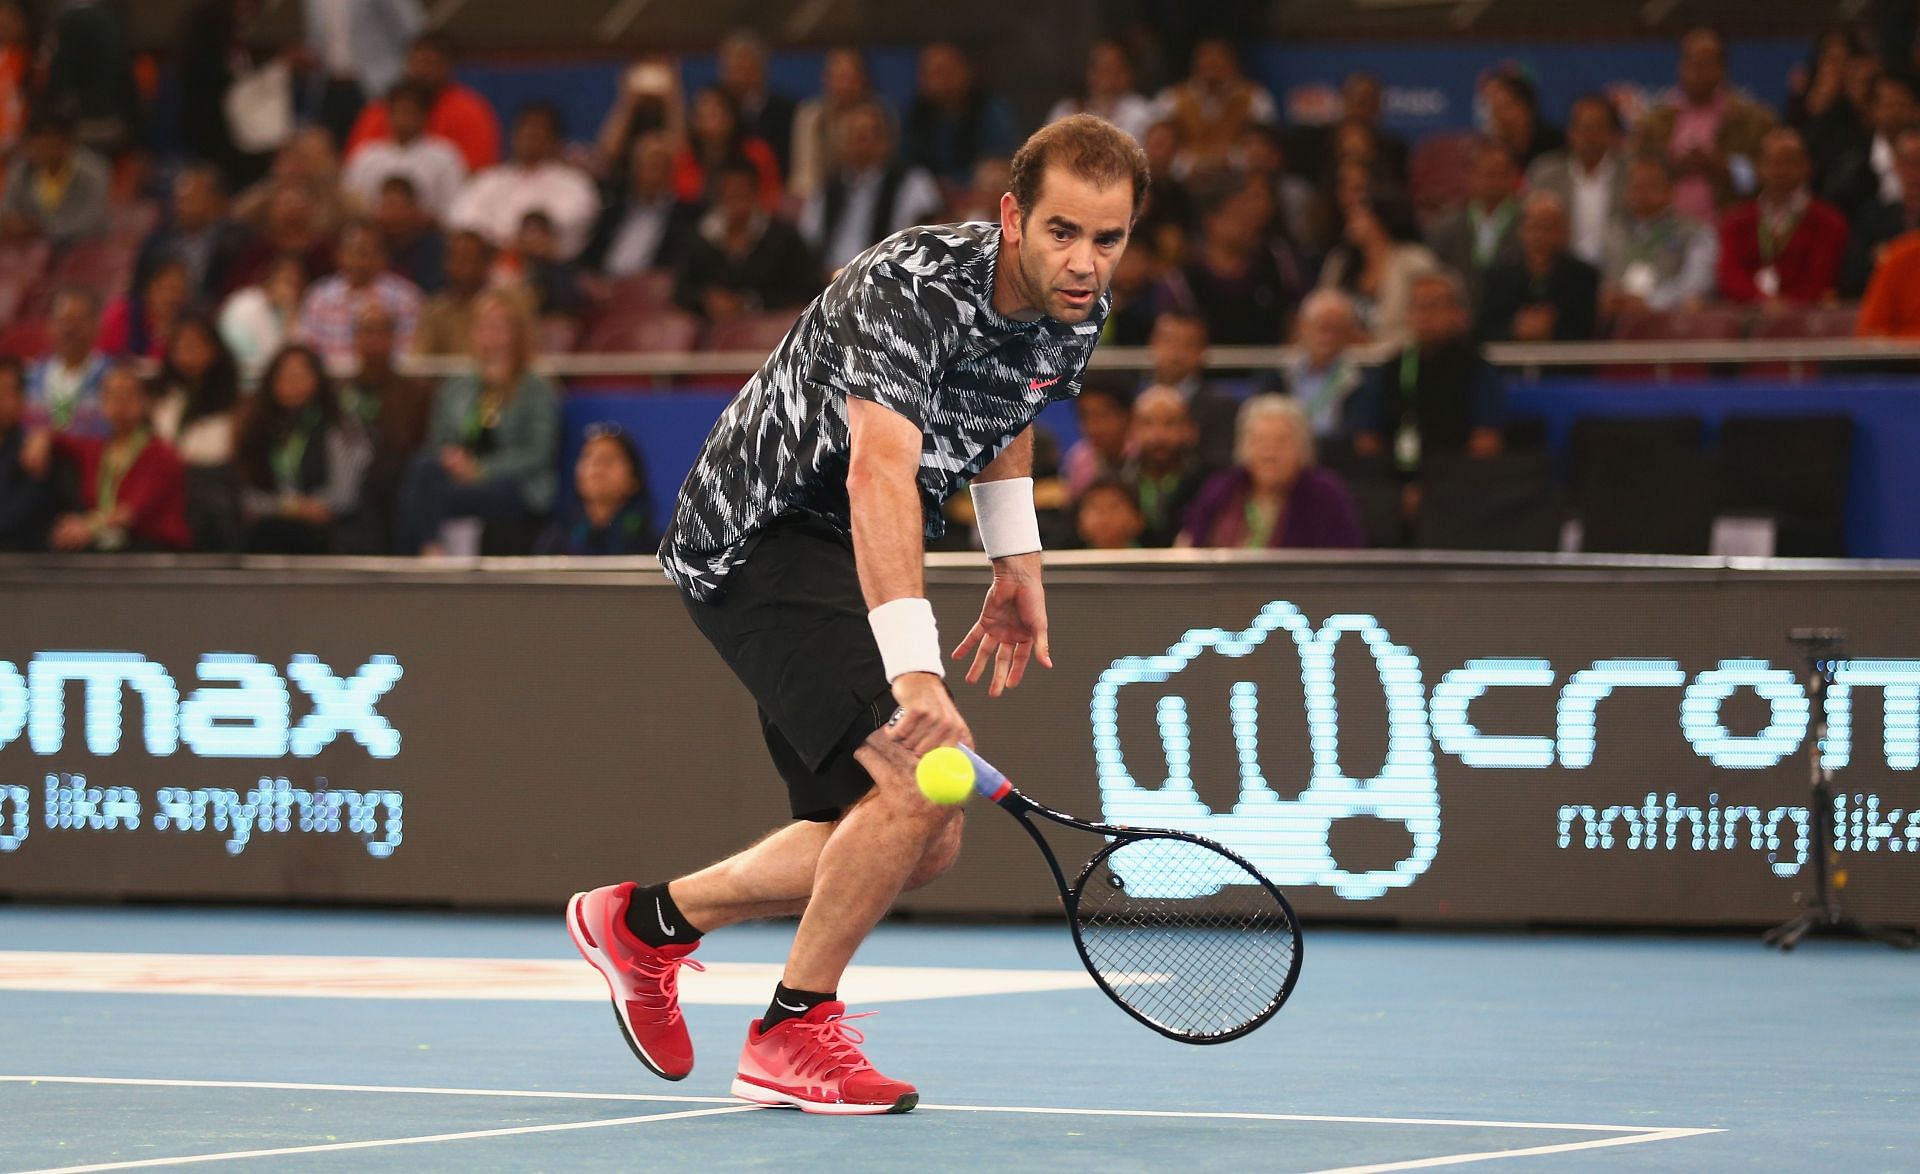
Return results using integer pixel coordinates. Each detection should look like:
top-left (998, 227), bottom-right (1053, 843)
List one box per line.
top-left (661, 221), bottom-right (1108, 601)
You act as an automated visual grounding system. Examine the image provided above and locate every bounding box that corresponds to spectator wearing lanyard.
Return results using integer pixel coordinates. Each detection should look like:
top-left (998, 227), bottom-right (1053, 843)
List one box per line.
top-left (1600, 154), bottom-right (1719, 321)
top-left (1280, 289), bottom-right (1365, 441)
top-left (40, 364), bottom-right (192, 552)
top-left (1424, 139), bottom-right (1523, 308)
top-left (26, 287), bottom-right (110, 437)
top-left (1475, 191), bottom-right (1599, 342)
top-left (236, 344), bottom-right (373, 554)
top-left (336, 301), bottom-right (430, 551)
top-left (395, 290), bottom-right (558, 554)
top-left (1120, 385), bottom-right (1214, 549)
top-left (535, 423), bottom-right (660, 556)
top-left (1717, 127), bottom-right (1848, 305)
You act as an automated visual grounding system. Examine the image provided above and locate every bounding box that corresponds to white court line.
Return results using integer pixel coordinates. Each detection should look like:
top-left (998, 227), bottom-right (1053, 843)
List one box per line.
top-left (1, 1075), bottom-right (1725, 1137)
top-left (5, 1105), bottom-right (760, 1174)
top-left (1306, 1127), bottom-right (1724, 1173)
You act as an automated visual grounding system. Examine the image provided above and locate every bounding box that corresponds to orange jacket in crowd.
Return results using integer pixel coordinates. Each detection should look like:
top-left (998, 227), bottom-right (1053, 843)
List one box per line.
top-left (1858, 231), bottom-right (1920, 339)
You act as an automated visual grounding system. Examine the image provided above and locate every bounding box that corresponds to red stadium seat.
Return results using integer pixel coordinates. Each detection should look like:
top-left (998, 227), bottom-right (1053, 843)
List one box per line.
top-left (584, 308), bottom-right (701, 354)
top-left (537, 315), bottom-right (581, 355)
top-left (703, 309), bottom-right (803, 355)
top-left (0, 316), bottom-right (50, 359)
top-left (48, 238), bottom-right (137, 295)
top-left (1603, 306), bottom-right (1746, 380)
top-left (605, 271), bottom-right (676, 314)
top-left (107, 201), bottom-right (161, 243)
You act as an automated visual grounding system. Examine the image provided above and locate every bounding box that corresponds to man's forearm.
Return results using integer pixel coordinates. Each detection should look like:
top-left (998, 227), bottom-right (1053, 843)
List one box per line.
top-left (970, 428), bottom-right (1042, 577)
top-left (974, 427), bottom-right (1033, 483)
top-left (848, 457), bottom-right (928, 610)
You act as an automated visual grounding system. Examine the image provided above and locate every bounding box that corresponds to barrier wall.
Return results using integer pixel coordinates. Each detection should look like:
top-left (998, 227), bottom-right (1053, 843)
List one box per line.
top-left (2, 555), bottom-right (1917, 929)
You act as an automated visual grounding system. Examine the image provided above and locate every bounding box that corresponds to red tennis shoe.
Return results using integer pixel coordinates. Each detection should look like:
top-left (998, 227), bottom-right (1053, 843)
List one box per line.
top-left (567, 882), bottom-right (702, 1080)
top-left (730, 1002), bottom-right (918, 1115)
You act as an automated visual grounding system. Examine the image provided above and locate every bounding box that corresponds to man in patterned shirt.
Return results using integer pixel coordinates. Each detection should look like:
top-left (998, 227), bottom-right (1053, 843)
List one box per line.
top-left (568, 115), bottom-right (1147, 1115)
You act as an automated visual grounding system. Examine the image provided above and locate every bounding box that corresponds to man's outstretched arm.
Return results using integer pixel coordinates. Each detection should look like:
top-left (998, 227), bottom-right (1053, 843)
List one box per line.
top-left (955, 427), bottom-right (1052, 696)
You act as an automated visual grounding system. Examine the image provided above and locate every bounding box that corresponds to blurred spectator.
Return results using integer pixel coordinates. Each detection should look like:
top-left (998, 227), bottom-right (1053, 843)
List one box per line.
top-left (1241, 124), bottom-right (1326, 259)
top-left (1149, 37), bottom-right (1275, 178)
top-left (0, 1), bottom-right (29, 156)
top-left (234, 128), bottom-right (349, 238)
top-left (1600, 155), bottom-right (1719, 318)
top-left (799, 99), bottom-right (943, 272)
top-left (449, 102), bottom-right (601, 261)
top-left (43, 0), bottom-right (140, 157)
top-left (0, 357), bottom-right (50, 549)
top-left (42, 365), bottom-right (191, 552)
top-left (1179, 395), bottom-right (1363, 550)
top-left (1317, 188), bottom-right (1437, 347)
top-left (336, 301), bottom-right (429, 550)
top-left (1480, 70), bottom-right (1563, 169)
top-left (371, 175), bottom-right (445, 291)
top-left (1333, 73), bottom-right (1411, 184)
top-left (594, 55), bottom-right (680, 182)
top-left (1789, 29), bottom-right (1882, 191)
top-left (1842, 127), bottom-right (1920, 296)
top-left (0, 113), bottom-right (110, 246)
top-left (1823, 73), bottom-right (1920, 213)
top-left (346, 32), bottom-right (501, 171)
top-left (1424, 139), bottom-right (1523, 305)
top-left (299, 220), bottom-right (423, 366)
top-left (396, 291), bottom-right (559, 554)
top-left (1074, 476), bottom-right (1145, 551)
top-left (673, 87), bottom-right (784, 210)
top-left (717, 31), bottom-right (797, 175)
top-left (1525, 94), bottom-right (1626, 265)
top-left (503, 210), bottom-right (583, 321)
top-left (236, 344), bottom-right (372, 553)
top-left (1101, 241), bottom-right (1160, 346)
top-left (1348, 270), bottom-right (1504, 473)
top-left (137, 164), bottom-right (249, 310)
top-left (27, 287), bottom-right (108, 436)
top-left (414, 230), bottom-right (533, 357)
top-left (1476, 192), bottom-right (1599, 342)
top-left (1717, 127), bottom-right (1848, 305)
top-left (1063, 379), bottom-right (1132, 497)
top-left (1133, 121), bottom-right (1195, 263)
top-left (342, 80), bottom-right (469, 220)
top-left (789, 47), bottom-right (879, 200)
top-left (176, 0), bottom-right (276, 193)
top-left (302, 0), bottom-right (425, 147)
top-left (583, 131), bottom-right (703, 280)
top-left (903, 42), bottom-right (1019, 187)
top-left (1047, 39), bottom-right (1154, 143)
top-left (100, 258), bottom-right (193, 360)
top-left (1281, 289), bottom-right (1364, 440)
top-left (1145, 311), bottom-right (1238, 469)
top-left (536, 423), bottom-right (661, 556)
top-left (1858, 229), bottom-right (1920, 337)
top-left (1160, 181), bottom-right (1296, 346)
top-left (219, 253), bottom-right (308, 382)
top-left (675, 160), bottom-right (819, 323)
top-left (1122, 385), bottom-right (1211, 547)
top-left (151, 314), bottom-right (243, 551)
top-left (225, 180), bottom-right (337, 292)
top-left (945, 155), bottom-right (1011, 223)
top-left (1629, 28), bottom-right (1776, 218)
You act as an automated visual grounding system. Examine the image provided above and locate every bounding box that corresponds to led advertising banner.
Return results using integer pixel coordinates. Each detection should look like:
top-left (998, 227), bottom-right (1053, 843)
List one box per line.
top-left (1, 558), bottom-right (1915, 929)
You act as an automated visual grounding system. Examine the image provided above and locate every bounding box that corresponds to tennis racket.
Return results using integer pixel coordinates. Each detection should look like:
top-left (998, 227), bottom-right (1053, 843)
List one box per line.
top-left (953, 745), bottom-right (1302, 1044)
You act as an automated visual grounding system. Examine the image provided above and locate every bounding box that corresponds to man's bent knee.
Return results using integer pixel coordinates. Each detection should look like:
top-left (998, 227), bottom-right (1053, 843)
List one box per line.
top-left (905, 810), bottom-right (963, 890)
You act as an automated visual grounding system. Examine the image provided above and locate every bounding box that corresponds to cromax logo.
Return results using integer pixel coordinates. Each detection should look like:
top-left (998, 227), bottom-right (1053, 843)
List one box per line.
top-left (0, 652), bottom-right (404, 759)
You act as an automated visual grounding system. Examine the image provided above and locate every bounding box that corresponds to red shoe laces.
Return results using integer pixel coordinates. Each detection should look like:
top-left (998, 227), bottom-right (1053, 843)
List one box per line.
top-left (625, 951), bottom-right (704, 1011)
top-left (789, 1011), bottom-right (878, 1081)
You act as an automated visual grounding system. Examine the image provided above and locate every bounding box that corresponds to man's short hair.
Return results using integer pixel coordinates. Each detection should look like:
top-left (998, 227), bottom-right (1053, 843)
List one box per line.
top-left (378, 174), bottom-right (421, 201)
top-left (518, 101), bottom-right (565, 140)
top-left (1009, 113), bottom-right (1151, 222)
top-left (1571, 91), bottom-right (1624, 133)
top-left (1077, 475), bottom-right (1142, 513)
top-left (1077, 374), bottom-right (1135, 411)
top-left (388, 80), bottom-right (435, 112)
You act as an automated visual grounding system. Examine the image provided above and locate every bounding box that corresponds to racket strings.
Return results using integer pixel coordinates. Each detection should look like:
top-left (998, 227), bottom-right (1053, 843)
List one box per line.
top-left (1072, 837), bottom-right (1299, 1040)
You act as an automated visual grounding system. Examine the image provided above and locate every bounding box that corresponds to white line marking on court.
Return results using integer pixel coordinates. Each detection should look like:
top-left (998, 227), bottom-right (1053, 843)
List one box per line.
top-left (1, 1076), bottom-right (1725, 1140)
top-left (1304, 1127), bottom-right (1725, 1173)
top-left (4, 1105), bottom-right (761, 1174)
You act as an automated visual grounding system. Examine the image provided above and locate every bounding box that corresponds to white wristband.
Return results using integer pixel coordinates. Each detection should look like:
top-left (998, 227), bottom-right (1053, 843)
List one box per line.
top-left (969, 476), bottom-right (1043, 560)
top-left (868, 596), bottom-right (944, 682)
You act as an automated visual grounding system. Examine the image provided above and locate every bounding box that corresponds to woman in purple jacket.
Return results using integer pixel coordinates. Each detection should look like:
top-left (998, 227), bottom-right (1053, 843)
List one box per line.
top-left (1178, 394), bottom-right (1366, 549)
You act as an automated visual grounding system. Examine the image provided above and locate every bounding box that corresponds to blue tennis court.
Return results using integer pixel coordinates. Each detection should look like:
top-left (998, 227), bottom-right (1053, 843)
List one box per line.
top-left (2, 905), bottom-right (1911, 1172)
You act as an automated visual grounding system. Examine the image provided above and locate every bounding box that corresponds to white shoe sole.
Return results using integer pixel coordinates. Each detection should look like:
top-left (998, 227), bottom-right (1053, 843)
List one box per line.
top-left (567, 890), bottom-right (689, 1081)
top-left (730, 1076), bottom-right (917, 1115)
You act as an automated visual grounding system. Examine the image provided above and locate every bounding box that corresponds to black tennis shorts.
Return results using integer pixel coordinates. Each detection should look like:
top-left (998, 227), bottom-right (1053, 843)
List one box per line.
top-left (680, 515), bottom-right (898, 822)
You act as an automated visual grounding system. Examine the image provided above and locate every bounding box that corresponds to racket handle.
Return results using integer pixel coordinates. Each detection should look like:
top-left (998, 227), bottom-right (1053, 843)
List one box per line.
top-left (955, 744), bottom-right (1013, 804)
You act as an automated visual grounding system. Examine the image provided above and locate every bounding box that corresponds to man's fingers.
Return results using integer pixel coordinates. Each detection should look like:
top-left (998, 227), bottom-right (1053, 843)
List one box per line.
top-left (989, 642), bottom-right (1013, 697)
top-left (1035, 628), bottom-right (1053, 669)
top-left (952, 623), bottom-right (985, 661)
top-left (1006, 640), bottom-right (1033, 690)
top-left (966, 637), bottom-right (995, 685)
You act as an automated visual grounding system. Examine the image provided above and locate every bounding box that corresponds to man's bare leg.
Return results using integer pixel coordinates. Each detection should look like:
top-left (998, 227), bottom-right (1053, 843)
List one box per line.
top-left (781, 734), bottom-right (960, 992)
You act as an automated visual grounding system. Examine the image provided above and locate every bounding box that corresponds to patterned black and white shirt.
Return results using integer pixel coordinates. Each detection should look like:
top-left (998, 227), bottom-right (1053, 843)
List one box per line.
top-left (660, 221), bottom-right (1109, 601)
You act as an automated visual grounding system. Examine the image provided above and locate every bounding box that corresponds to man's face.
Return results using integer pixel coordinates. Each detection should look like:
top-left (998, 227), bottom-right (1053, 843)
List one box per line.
top-left (837, 108), bottom-right (887, 171)
top-left (1191, 41), bottom-right (1235, 86)
top-left (355, 307), bottom-right (396, 368)
top-left (1001, 165), bottom-right (1134, 324)
top-left (1567, 99), bottom-right (1617, 165)
top-left (918, 45), bottom-right (968, 104)
top-left (632, 133), bottom-right (674, 194)
top-left (1678, 31), bottom-right (1724, 103)
top-left (1297, 300), bottom-right (1354, 366)
top-left (1076, 486), bottom-right (1142, 550)
top-left (374, 186), bottom-right (419, 236)
top-left (1624, 159), bottom-right (1672, 220)
top-left (390, 94), bottom-right (427, 142)
top-left (1130, 390), bottom-right (1195, 465)
top-left (1484, 82), bottom-right (1528, 140)
top-left (339, 229), bottom-right (384, 285)
top-left (1470, 145), bottom-right (1518, 206)
top-left (51, 294), bottom-right (96, 353)
top-left (1874, 79), bottom-right (1919, 137)
top-left (99, 372), bottom-right (145, 435)
top-left (445, 235), bottom-right (488, 292)
top-left (1343, 74), bottom-right (1383, 125)
top-left (406, 44), bottom-right (451, 92)
top-left (174, 172), bottom-right (223, 230)
top-left (1088, 42), bottom-right (1131, 99)
top-left (1519, 199), bottom-right (1569, 259)
top-left (1409, 279), bottom-right (1463, 347)
top-left (513, 113), bottom-right (557, 166)
top-left (719, 40), bottom-right (765, 96)
top-left (717, 172), bottom-right (758, 222)
top-left (1759, 132), bottom-right (1810, 198)
top-left (1150, 317), bottom-right (1206, 383)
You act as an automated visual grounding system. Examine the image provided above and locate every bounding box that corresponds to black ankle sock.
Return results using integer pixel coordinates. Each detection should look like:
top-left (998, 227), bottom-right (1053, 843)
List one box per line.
top-left (622, 882), bottom-right (701, 949)
top-left (761, 983), bottom-right (835, 1032)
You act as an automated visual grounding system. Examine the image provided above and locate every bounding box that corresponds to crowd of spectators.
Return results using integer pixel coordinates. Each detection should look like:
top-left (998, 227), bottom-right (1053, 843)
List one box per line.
top-left (0, 3), bottom-right (1915, 559)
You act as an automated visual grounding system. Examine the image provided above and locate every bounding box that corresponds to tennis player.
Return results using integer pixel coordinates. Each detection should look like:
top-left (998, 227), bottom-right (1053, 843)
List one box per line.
top-left (567, 115), bottom-right (1146, 1115)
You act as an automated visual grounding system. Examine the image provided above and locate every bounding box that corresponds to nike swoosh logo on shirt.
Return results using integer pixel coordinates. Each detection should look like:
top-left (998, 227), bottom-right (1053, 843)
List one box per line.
top-left (655, 899), bottom-right (676, 938)
top-left (1028, 377), bottom-right (1061, 391)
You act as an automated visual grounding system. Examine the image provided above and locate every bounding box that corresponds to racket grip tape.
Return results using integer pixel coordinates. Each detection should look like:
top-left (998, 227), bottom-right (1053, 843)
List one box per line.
top-left (954, 744), bottom-right (1013, 803)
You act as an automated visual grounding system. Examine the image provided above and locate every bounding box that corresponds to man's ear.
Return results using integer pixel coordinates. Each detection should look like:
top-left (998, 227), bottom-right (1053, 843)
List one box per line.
top-left (999, 191), bottom-right (1022, 244)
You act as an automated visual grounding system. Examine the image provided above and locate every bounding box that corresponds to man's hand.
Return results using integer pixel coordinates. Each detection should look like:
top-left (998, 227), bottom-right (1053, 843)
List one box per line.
top-left (50, 514), bottom-right (94, 552)
top-left (953, 554), bottom-right (1053, 698)
top-left (439, 446), bottom-right (481, 484)
top-left (886, 671), bottom-right (971, 755)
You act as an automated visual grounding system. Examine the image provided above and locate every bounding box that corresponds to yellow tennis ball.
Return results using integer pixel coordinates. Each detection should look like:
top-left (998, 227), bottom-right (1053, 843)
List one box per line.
top-left (915, 746), bottom-right (976, 805)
